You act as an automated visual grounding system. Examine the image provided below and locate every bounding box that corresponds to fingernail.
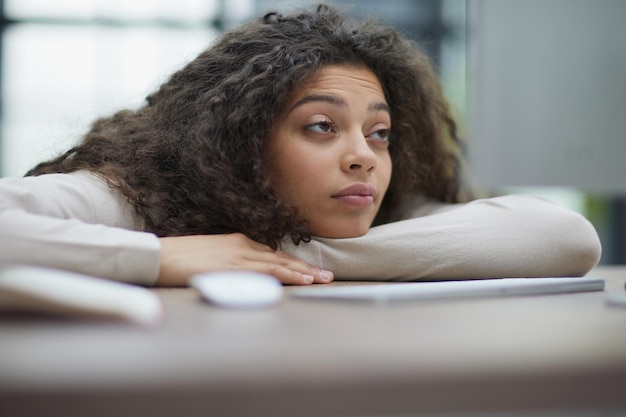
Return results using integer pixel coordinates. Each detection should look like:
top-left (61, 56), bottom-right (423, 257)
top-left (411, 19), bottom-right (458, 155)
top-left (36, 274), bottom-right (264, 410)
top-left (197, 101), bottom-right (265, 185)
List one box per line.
top-left (302, 274), bottom-right (314, 283)
top-left (320, 270), bottom-right (333, 282)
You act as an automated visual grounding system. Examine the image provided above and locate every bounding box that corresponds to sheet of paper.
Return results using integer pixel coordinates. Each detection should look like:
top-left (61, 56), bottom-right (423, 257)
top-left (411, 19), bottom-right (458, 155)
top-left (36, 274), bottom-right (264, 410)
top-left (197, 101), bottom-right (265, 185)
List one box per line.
top-left (0, 266), bottom-right (162, 326)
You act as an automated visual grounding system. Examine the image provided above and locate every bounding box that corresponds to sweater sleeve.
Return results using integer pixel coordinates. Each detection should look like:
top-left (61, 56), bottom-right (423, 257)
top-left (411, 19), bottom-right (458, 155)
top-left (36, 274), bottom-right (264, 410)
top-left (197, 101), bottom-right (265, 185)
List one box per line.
top-left (0, 171), bottom-right (160, 285)
top-left (282, 195), bottom-right (602, 280)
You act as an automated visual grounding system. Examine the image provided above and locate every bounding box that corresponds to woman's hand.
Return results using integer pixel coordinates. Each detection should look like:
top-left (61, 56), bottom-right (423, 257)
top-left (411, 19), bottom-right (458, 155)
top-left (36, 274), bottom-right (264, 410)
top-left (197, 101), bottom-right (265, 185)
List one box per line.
top-left (156, 233), bottom-right (334, 286)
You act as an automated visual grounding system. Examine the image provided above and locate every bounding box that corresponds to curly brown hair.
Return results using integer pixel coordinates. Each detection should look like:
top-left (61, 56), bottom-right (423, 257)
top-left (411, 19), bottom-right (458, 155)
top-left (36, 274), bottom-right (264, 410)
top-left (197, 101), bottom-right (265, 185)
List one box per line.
top-left (27, 3), bottom-right (466, 249)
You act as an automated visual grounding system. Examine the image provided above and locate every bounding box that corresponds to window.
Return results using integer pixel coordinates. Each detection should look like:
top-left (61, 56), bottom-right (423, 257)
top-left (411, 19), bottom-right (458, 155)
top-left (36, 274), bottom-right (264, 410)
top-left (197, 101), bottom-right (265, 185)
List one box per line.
top-left (0, 0), bottom-right (254, 176)
top-left (0, 0), bottom-right (461, 177)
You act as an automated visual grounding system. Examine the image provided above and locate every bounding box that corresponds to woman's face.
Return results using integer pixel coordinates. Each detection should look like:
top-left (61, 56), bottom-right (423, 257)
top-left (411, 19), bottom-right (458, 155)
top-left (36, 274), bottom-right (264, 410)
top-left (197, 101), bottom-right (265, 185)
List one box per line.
top-left (266, 65), bottom-right (392, 238)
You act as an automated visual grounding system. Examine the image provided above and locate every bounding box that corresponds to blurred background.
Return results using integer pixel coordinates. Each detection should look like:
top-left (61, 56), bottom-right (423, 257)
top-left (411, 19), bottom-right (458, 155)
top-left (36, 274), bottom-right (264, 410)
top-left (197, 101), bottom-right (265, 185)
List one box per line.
top-left (0, 0), bottom-right (623, 264)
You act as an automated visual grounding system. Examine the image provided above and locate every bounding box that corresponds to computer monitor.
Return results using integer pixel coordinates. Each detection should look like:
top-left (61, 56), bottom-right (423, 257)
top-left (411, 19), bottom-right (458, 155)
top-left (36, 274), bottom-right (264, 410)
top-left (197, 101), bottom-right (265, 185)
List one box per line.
top-left (467, 0), bottom-right (626, 194)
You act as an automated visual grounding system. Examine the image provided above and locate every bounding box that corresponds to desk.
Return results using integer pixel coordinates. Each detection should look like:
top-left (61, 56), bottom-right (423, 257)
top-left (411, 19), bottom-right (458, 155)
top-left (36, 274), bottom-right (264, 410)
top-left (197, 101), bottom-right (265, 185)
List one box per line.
top-left (1, 266), bottom-right (625, 417)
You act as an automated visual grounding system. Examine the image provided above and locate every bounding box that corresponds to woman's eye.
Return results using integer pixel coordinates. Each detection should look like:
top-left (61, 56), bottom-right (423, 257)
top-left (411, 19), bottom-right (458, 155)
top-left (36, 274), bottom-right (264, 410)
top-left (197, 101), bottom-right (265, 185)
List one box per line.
top-left (369, 129), bottom-right (391, 142)
top-left (306, 121), bottom-right (335, 133)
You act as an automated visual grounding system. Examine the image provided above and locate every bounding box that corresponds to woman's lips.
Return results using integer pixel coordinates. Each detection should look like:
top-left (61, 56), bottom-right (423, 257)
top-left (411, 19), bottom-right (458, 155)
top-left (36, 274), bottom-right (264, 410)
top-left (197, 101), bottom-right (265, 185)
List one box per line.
top-left (332, 183), bottom-right (377, 207)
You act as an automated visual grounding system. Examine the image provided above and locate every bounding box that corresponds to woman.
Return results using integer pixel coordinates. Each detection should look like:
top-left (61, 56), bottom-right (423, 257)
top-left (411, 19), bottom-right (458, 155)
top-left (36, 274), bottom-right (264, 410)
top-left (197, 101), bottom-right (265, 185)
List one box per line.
top-left (0, 5), bottom-right (601, 286)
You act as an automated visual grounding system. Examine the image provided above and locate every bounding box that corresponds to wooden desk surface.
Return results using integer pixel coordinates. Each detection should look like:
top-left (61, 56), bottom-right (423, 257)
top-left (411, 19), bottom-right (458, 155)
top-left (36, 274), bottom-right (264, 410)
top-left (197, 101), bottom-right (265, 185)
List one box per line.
top-left (1, 266), bottom-right (625, 417)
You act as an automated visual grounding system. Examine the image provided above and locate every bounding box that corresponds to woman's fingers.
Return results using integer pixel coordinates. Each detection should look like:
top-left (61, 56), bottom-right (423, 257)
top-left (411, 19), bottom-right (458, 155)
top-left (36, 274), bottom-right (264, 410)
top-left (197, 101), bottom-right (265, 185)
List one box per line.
top-left (157, 233), bottom-right (333, 286)
top-left (229, 233), bottom-right (334, 284)
top-left (243, 261), bottom-right (315, 285)
top-left (251, 249), bottom-right (334, 284)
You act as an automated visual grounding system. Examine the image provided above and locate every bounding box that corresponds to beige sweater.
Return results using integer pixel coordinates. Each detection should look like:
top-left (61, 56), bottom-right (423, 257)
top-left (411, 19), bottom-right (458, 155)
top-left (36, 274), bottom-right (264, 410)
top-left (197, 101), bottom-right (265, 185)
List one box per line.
top-left (0, 171), bottom-right (602, 285)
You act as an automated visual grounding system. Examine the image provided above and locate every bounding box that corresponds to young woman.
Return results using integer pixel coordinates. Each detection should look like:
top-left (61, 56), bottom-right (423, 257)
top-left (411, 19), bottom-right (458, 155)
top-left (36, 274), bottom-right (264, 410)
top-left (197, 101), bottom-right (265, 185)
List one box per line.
top-left (0, 5), bottom-right (601, 286)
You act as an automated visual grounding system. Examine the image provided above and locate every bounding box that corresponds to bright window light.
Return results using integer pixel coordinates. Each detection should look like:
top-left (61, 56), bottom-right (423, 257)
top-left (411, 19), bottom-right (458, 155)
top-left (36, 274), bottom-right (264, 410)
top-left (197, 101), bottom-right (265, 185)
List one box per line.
top-left (4, 0), bottom-right (221, 24)
top-left (1, 24), bottom-right (216, 176)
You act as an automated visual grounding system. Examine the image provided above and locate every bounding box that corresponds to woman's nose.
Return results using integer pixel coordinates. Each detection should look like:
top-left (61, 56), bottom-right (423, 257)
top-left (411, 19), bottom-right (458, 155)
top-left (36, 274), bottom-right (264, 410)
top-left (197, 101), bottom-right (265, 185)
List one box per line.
top-left (341, 132), bottom-right (377, 173)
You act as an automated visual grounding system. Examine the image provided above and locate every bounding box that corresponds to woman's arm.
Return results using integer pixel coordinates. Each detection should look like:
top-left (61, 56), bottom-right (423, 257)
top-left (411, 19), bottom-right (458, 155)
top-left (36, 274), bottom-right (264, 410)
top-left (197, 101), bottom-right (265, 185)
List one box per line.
top-left (0, 171), bottom-right (331, 286)
top-left (0, 171), bottom-right (161, 284)
top-left (283, 195), bottom-right (602, 280)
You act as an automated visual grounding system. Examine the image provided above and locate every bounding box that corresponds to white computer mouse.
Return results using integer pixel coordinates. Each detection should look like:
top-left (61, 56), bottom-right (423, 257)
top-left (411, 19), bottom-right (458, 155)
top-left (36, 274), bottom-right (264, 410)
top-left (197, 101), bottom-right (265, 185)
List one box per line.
top-left (190, 271), bottom-right (283, 309)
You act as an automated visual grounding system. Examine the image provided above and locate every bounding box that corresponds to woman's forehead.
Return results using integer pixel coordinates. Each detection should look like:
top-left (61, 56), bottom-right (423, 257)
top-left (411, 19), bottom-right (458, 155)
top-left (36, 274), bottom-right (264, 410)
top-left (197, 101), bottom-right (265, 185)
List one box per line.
top-left (288, 65), bottom-right (385, 103)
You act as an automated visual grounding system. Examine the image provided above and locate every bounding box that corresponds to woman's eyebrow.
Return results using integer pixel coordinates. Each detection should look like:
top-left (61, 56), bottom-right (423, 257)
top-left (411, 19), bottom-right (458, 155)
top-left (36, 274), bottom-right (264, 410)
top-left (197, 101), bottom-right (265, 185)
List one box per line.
top-left (369, 102), bottom-right (391, 114)
top-left (287, 94), bottom-right (344, 114)
top-left (287, 94), bottom-right (390, 115)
